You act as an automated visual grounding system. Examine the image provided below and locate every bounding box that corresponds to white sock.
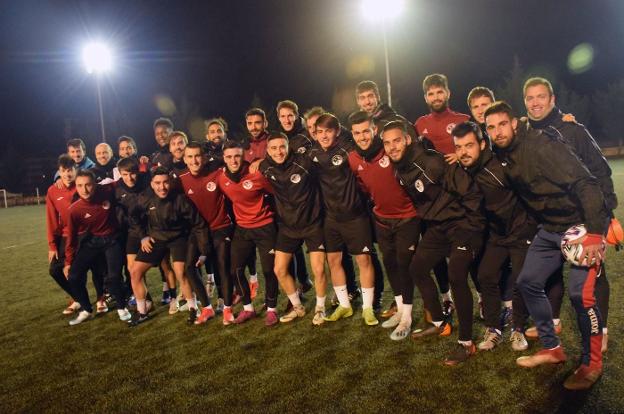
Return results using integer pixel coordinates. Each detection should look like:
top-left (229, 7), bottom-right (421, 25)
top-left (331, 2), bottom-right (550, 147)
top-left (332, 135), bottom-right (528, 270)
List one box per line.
top-left (250, 274), bottom-right (258, 283)
top-left (316, 296), bottom-right (326, 309)
top-left (503, 301), bottom-right (512, 308)
top-left (362, 287), bottom-right (374, 309)
top-left (442, 291), bottom-right (452, 302)
top-left (553, 318), bottom-right (560, 326)
top-left (333, 285), bottom-right (350, 308)
top-left (287, 292), bottom-right (302, 307)
top-left (187, 298), bottom-right (196, 309)
top-left (477, 292), bottom-right (482, 302)
top-left (603, 327), bottom-right (608, 334)
top-left (162, 282), bottom-right (169, 292)
top-left (267, 307), bottom-right (276, 313)
top-left (458, 340), bottom-right (473, 346)
top-left (117, 309), bottom-right (127, 316)
top-left (243, 303), bottom-right (254, 312)
top-left (395, 295), bottom-right (403, 309)
top-left (137, 299), bottom-right (146, 314)
top-left (433, 320), bottom-right (443, 327)
top-left (400, 304), bottom-right (413, 325)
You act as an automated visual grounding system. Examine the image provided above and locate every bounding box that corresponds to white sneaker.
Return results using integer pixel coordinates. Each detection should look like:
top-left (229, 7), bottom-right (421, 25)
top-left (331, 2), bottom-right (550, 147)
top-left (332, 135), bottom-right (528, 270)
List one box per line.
top-left (510, 330), bottom-right (528, 351)
top-left (62, 301), bottom-right (81, 315)
top-left (478, 328), bottom-right (502, 351)
top-left (381, 312), bottom-right (402, 329)
top-left (280, 304), bottom-right (306, 323)
top-left (312, 307), bottom-right (326, 325)
top-left (168, 298), bottom-right (179, 315)
top-left (390, 321), bottom-right (411, 341)
top-left (178, 299), bottom-right (189, 312)
top-left (117, 308), bottom-right (132, 322)
top-left (69, 310), bottom-right (93, 326)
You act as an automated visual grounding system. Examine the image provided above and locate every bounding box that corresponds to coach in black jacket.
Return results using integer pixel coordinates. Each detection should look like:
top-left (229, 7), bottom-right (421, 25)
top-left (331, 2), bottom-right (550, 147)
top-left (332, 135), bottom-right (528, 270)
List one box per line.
top-left (383, 120), bottom-right (486, 366)
top-left (486, 101), bottom-right (607, 390)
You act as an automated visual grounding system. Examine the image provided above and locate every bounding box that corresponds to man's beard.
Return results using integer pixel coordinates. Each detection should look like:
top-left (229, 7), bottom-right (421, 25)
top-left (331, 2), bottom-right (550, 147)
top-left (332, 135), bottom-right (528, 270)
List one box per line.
top-left (429, 100), bottom-right (448, 113)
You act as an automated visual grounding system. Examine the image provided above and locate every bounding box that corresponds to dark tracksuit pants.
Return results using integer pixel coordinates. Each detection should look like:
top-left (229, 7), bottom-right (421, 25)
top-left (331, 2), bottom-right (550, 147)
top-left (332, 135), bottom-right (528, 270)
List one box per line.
top-left (477, 241), bottom-right (531, 331)
top-left (231, 223), bottom-right (278, 309)
top-left (374, 217), bottom-right (420, 304)
top-left (185, 233), bottom-right (211, 307)
top-left (410, 220), bottom-right (480, 342)
top-left (68, 235), bottom-right (126, 313)
top-left (51, 237), bottom-right (105, 300)
top-left (517, 228), bottom-right (602, 368)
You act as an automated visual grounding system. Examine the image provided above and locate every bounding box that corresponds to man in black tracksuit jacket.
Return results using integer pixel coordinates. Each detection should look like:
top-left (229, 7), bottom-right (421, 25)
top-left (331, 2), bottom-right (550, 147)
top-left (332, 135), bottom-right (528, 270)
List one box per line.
top-left (382, 120), bottom-right (486, 366)
top-left (259, 132), bottom-right (328, 324)
top-left (525, 82), bottom-right (617, 347)
top-left (308, 113), bottom-right (379, 326)
top-left (129, 167), bottom-right (211, 326)
top-left (452, 121), bottom-right (537, 352)
top-left (486, 101), bottom-right (608, 390)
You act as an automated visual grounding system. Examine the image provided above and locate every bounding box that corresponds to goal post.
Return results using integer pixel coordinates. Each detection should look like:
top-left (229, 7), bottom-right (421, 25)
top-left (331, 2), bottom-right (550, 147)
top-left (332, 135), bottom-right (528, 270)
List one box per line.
top-left (0, 189), bottom-right (7, 208)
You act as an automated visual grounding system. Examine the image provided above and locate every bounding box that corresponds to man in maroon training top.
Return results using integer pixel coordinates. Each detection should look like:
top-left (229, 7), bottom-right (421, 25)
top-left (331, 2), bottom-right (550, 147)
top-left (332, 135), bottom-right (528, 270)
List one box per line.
top-left (64, 170), bottom-right (130, 326)
top-left (348, 111), bottom-right (420, 340)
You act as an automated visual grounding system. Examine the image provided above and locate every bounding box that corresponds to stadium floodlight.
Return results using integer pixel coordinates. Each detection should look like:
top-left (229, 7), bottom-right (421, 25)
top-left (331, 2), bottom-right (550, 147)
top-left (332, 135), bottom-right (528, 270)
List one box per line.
top-left (361, 0), bottom-right (405, 107)
top-left (82, 41), bottom-right (113, 142)
top-left (82, 42), bottom-right (113, 74)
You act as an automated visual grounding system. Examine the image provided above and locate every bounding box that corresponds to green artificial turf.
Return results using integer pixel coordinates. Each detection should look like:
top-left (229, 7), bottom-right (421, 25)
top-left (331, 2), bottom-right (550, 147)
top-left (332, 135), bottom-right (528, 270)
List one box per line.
top-left (1, 160), bottom-right (623, 413)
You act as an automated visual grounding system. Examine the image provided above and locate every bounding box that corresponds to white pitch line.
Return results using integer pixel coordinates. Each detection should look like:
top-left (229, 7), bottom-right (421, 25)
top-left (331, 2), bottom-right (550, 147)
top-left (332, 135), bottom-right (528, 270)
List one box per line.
top-left (1, 241), bottom-right (35, 250)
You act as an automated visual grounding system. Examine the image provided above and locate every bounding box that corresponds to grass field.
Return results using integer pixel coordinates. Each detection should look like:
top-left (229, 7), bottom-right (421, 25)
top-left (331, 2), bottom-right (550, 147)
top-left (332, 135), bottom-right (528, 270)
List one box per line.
top-left (1, 161), bottom-right (623, 413)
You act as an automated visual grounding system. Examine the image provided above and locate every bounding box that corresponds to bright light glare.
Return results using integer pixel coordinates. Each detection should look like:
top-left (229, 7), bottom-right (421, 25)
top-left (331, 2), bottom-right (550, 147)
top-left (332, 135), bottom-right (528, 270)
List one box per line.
top-left (361, 0), bottom-right (404, 22)
top-left (82, 42), bottom-right (113, 74)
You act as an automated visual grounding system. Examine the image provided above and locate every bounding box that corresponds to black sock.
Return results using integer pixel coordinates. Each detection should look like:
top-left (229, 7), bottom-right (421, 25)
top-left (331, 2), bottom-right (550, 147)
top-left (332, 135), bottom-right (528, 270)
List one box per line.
top-left (169, 288), bottom-right (177, 299)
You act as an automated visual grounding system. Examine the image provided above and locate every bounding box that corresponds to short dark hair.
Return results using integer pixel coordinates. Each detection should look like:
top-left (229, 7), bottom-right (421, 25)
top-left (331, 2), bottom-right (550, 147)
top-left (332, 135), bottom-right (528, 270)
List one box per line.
top-left (380, 120), bottom-right (407, 137)
top-left (303, 106), bottom-right (326, 121)
top-left (223, 140), bottom-right (243, 151)
top-left (484, 101), bottom-right (515, 121)
top-left (423, 73), bottom-right (449, 94)
top-left (153, 117), bottom-right (173, 130)
top-left (57, 154), bottom-right (75, 170)
top-left (117, 157), bottom-right (139, 173)
top-left (152, 166), bottom-right (170, 177)
top-left (451, 121), bottom-right (483, 143)
top-left (348, 111), bottom-right (372, 127)
top-left (75, 169), bottom-right (95, 182)
top-left (67, 138), bottom-right (86, 151)
top-left (267, 131), bottom-right (288, 143)
top-left (523, 77), bottom-right (554, 97)
top-left (245, 108), bottom-right (266, 122)
top-left (184, 141), bottom-right (204, 154)
top-left (276, 100), bottom-right (299, 116)
top-left (314, 113), bottom-right (340, 130)
top-left (356, 80), bottom-right (380, 100)
top-left (117, 135), bottom-right (137, 150)
top-left (205, 117), bottom-right (228, 133)
top-left (467, 86), bottom-right (495, 107)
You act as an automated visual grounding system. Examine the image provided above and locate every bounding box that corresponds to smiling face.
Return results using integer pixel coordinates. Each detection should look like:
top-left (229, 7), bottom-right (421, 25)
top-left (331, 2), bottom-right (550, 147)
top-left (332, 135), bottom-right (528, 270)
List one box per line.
top-left (206, 123), bottom-right (225, 144)
top-left (356, 89), bottom-right (379, 114)
top-left (469, 95), bottom-right (493, 124)
top-left (382, 127), bottom-right (411, 162)
top-left (278, 108), bottom-right (297, 132)
top-left (267, 138), bottom-right (288, 164)
top-left (223, 147), bottom-right (244, 173)
top-left (154, 125), bottom-right (171, 148)
top-left (58, 166), bottom-right (77, 187)
top-left (315, 125), bottom-right (338, 150)
top-left (524, 84), bottom-right (555, 121)
top-left (75, 175), bottom-right (95, 200)
top-left (119, 169), bottom-right (138, 188)
top-left (246, 114), bottom-right (267, 139)
top-left (184, 146), bottom-right (204, 175)
top-left (306, 115), bottom-right (320, 140)
top-left (95, 143), bottom-right (113, 166)
top-left (151, 173), bottom-right (171, 199)
top-left (485, 112), bottom-right (518, 149)
top-left (118, 140), bottom-right (136, 158)
top-left (351, 120), bottom-right (376, 151)
top-left (169, 135), bottom-right (186, 161)
top-left (67, 145), bottom-right (85, 164)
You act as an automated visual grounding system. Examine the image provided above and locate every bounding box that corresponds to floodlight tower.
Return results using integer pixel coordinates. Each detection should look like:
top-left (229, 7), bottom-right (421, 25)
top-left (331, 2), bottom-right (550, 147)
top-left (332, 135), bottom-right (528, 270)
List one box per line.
top-left (361, 0), bottom-right (404, 107)
top-left (82, 42), bottom-right (113, 143)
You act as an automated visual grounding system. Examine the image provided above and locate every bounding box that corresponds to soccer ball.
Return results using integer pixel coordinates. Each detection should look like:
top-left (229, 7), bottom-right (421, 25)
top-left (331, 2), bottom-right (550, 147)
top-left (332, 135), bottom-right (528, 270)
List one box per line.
top-left (560, 224), bottom-right (603, 267)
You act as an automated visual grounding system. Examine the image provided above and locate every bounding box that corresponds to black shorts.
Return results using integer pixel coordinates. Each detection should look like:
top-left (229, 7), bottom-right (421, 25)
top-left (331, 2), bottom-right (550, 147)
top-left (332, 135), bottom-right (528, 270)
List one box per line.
top-left (276, 223), bottom-right (325, 254)
top-left (135, 236), bottom-right (187, 266)
top-left (324, 215), bottom-right (373, 255)
top-left (125, 235), bottom-right (142, 255)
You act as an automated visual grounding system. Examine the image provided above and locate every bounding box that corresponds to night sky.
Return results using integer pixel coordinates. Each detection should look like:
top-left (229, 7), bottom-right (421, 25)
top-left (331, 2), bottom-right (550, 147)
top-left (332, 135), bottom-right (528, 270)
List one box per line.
top-left (2, 0), bottom-right (623, 159)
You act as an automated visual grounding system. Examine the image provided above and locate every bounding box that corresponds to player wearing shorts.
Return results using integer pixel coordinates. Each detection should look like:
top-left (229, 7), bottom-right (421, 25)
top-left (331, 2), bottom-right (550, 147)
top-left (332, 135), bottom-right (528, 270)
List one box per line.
top-left (259, 132), bottom-right (327, 325)
top-left (308, 113), bottom-right (378, 326)
top-left (128, 167), bottom-right (210, 326)
top-left (348, 111), bottom-right (420, 340)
